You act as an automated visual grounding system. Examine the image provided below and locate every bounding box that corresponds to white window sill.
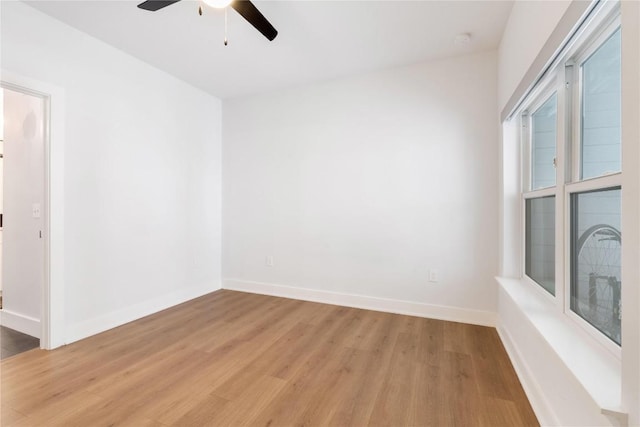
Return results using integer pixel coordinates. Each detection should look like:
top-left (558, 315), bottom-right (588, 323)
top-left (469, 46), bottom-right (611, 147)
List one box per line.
top-left (496, 277), bottom-right (626, 422)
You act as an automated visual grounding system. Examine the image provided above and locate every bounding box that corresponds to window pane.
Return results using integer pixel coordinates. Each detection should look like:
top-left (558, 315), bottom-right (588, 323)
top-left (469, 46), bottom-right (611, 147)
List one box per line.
top-left (570, 188), bottom-right (621, 345)
top-left (531, 94), bottom-right (557, 190)
top-left (581, 28), bottom-right (621, 179)
top-left (525, 196), bottom-right (555, 295)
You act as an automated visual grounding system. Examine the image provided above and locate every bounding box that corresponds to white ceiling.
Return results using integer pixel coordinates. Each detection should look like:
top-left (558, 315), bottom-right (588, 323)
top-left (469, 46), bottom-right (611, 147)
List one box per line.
top-left (25, 0), bottom-right (513, 99)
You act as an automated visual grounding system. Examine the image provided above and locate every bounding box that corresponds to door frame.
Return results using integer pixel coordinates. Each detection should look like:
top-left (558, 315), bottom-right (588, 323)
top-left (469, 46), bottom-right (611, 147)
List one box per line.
top-left (1, 70), bottom-right (66, 349)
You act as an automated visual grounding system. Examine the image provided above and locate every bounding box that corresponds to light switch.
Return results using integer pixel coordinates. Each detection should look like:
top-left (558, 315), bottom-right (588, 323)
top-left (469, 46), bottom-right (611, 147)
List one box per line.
top-left (32, 203), bottom-right (41, 218)
top-left (428, 269), bottom-right (439, 283)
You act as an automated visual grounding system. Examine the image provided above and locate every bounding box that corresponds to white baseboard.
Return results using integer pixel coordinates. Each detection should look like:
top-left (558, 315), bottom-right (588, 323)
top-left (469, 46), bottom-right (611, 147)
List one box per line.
top-left (223, 278), bottom-right (497, 327)
top-left (65, 281), bottom-right (221, 344)
top-left (497, 323), bottom-right (559, 427)
top-left (0, 309), bottom-right (41, 339)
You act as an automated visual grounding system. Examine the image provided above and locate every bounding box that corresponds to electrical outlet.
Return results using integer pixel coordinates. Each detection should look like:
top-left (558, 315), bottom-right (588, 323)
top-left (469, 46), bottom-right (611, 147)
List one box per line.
top-left (265, 256), bottom-right (274, 267)
top-left (428, 269), bottom-right (439, 283)
top-left (32, 203), bottom-right (41, 218)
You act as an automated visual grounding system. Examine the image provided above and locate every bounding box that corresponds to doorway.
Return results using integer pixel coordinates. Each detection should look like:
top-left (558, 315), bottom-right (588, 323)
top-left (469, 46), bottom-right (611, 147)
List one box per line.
top-left (0, 86), bottom-right (47, 352)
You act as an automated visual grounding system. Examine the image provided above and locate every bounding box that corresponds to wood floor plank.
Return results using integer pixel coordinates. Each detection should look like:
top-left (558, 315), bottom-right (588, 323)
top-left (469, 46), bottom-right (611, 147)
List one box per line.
top-left (443, 320), bottom-right (470, 355)
top-left (266, 306), bottom-right (359, 380)
top-left (208, 374), bottom-right (287, 426)
top-left (441, 350), bottom-right (483, 426)
top-left (0, 290), bottom-right (539, 426)
top-left (416, 317), bottom-right (445, 366)
top-left (478, 396), bottom-right (535, 427)
top-left (369, 331), bottom-right (419, 426)
top-left (327, 314), bottom-right (405, 425)
top-left (168, 393), bottom-right (229, 426)
top-left (406, 360), bottom-right (442, 427)
top-left (0, 403), bottom-right (27, 426)
top-left (249, 310), bottom-right (370, 426)
top-left (322, 347), bottom-right (376, 425)
top-left (466, 325), bottom-right (516, 400)
top-left (8, 391), bottom-right (105, 427)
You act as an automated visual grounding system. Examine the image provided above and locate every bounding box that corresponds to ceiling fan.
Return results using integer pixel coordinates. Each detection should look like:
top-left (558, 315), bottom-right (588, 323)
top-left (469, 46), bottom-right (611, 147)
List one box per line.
top-left (137, 0), bottom-right (278, 41)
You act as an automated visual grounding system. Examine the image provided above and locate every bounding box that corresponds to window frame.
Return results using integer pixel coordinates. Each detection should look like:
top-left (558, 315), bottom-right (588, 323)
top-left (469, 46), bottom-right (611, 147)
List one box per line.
top-left (520, 71), bottom-right (566, 308)
top-left (522, 79), bottom-right (559, 194)
top-left (518, 3), bottom-right (623, 357)
top-left (564, 174), bottom-right (622, 356)
top-left (571, 18), bottom-right (622, 183)
top-left (567, 185), bottom-right (622, 347)
top-left (523, 195), bottom-right (557, 297)
top-left (565, 12), bottom-right (622, 355)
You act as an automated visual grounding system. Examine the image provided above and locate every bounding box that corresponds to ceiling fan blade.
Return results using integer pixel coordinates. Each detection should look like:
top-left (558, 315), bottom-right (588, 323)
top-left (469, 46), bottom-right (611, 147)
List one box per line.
top-left (230, 0), bottom-right (278, 41)
top-left (137, 0), bottom-right (182, 12)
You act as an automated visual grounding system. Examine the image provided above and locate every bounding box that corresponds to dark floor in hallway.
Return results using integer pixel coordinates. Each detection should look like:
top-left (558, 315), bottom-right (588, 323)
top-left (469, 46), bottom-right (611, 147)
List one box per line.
top-left (1, 326), bottom-right (39, 360)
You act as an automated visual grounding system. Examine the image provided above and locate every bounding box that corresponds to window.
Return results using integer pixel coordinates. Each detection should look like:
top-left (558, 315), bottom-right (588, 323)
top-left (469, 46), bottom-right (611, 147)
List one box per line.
top-left (525, 196), bottom-right (555, 295)
top-left (580, 28), bottom-right (621, 180)
top-left (520, 8), bottom-right (622, 348)
top-left (523, 90), bottom-right (558, 295)
top-left (569, 19), bottom-right (622, 345)
top-left (570, 188), bottom-right (621, 344)
top-left (523, 88), bottom-right (558, 296)
top-left (531, 94), bottom-right (557, 190)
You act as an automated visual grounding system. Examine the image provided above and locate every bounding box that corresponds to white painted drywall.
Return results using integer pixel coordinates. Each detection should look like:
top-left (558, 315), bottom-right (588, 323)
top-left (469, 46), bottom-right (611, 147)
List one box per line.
top-left (223, 51), bottom-right (499, 317)
top-left (1, 1), bottom-right (222, 343)
top-left (1, 90), bottom-right (3, 295)
top-left (499, 119), bottom-right (521, 279)
top-left (0, 136), bottom-right (3, 294)
top-left (498, 0), bottom-right (571, 111)
top-left (1, 88), bottom-right (46, 337)
top-left (619, 1), bottom-right (640, 424)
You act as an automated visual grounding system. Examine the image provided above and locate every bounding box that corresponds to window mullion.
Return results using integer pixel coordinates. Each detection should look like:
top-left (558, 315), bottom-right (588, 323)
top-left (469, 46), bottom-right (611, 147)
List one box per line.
top-left (555, 69), bottom-right (568, 312)
top-left (571, 62), bottom-right (582, 184)
top-left (521, 113), bottom-right (531, 193)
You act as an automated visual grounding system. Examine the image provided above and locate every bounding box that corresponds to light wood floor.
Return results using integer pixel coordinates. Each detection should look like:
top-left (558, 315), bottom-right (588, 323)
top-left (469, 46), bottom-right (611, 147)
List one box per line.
top-left (0, 290), bottom-right (538, 426)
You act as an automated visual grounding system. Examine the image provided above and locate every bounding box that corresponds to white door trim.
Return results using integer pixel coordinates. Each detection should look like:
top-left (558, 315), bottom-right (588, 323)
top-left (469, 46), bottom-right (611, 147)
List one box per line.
top-left (1, 70), bottom-right (66, 349)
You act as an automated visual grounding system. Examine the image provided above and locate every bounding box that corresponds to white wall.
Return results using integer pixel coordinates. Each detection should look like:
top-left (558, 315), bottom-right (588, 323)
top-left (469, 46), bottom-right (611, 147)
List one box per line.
top-left (619, 1), bottom-right (640, 423)
top-left (0, 134), bottom-right (3, 294)
top-left (1, 1), bottom-right (222, 343)
top-left (223, 51), bottom-right (499, 322)
top-left (498, 0), bottom-right (571, 111)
